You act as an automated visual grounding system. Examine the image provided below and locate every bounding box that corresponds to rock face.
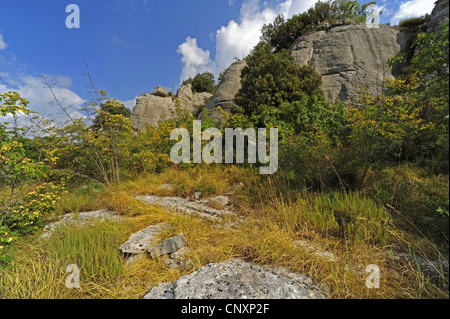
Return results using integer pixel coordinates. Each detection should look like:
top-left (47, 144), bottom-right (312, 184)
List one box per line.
top-left (290, 23), bottom-right (413, 104)
top-left (177, 84), bottom-right (212, 117)
top-left (426, 0), bottom-right (449, 33)
top-left (198, 60), bottom-right (247, 122)
top-left (131, 85), bottom-right (212, 130)
top-left (144, 258), bottom-right (327, 299)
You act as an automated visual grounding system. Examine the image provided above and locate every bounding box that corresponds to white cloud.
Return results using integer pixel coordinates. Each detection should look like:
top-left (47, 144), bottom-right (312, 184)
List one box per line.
top-left (390, 0), bottom-right (435, 25)
top-left (177, 36), bottom-right (215, 83)
top-left (1, 73), bottom-right (86, 125)
top-left (177, 0), bottom-right (320, 84)
top-left (0, 33), bottom-right (8, 50)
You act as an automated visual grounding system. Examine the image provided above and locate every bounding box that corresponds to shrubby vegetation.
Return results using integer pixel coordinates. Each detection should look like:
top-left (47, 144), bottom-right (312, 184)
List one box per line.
top-left (182, 71), bottom-right (217, 94)
top-left (261, 0), bottom-right (376, 52)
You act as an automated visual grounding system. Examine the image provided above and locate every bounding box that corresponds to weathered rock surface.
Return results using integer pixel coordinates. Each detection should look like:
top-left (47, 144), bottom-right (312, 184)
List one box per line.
top-left (148, 233), bottom-right (186, 259)
top-left (135, 195), bottom-right (235, 222)
top-left (426, 0), bottom-right (449, 34)
top-left (163, 247), bottom-right (192, 270)
top-left (119, 223), bottom-right (168, 255)
top-left (198, 60), bottom-right (247, 122)
top-left (207, 195), bottom-right (229, 209)
top-left (153, 86), bottom-right (169, 97)
top-left (41, 210), bottom-right (123, 238)
top-left (177, 84), bottom-right (212, 117)
top-left (143, 258), bottom-right (327, 299)
top-left (290, 23), bottom-right (413, 104)
top-left (131, 85), bottom-right (212, 130)
top-left (130, 93), bottom-right (176, 130)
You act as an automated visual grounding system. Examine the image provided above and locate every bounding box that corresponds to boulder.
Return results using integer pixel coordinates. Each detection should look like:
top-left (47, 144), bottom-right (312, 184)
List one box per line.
top-left (153, 86), bottom-right (169, 97)
top-left (198, 60), bottom-right (247, 122)
top-left (207, 195), bottom-right (230, 209)
top-left (148, 234), bottom-right (186, 259)
top-left (289, 23), bottom-right (413, 104)
top-left (143, 258), bottom-right (327, 299)
top-left (119, 223), bottom-right (168, 255)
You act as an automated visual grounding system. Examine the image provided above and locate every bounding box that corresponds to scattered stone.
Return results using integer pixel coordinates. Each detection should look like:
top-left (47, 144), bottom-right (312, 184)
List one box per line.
top-left (193, 192), bottom-right (202, 200)
top-left (148, 234), bottom-right (186, 259)
top-left (41, 210), bottom-right (123, 239)
top-left (163, 247), bottom-right (192, 270)
top-left (143, 258), bottom-right (328, 299)
top-left (207, 195), bottom-right (229, 209)
top-left (294, 240), bottom-right (337, 263)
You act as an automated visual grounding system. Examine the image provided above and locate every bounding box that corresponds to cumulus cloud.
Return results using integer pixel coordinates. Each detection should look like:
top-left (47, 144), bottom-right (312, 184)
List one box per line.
top-left (1, 73), bottom-right (86, 126)
top-left (177, 0), bottom-right (320, 84)
top-left (0, 33), bottom-right (8, 50)
top-left (177, 36), bottom-right (215, 83)
top-left (390, 0), bottom-right (434, 25)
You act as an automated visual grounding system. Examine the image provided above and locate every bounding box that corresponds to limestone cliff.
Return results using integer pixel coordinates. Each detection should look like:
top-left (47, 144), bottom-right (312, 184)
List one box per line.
top-left (289, 23), bottom-right (413, 104)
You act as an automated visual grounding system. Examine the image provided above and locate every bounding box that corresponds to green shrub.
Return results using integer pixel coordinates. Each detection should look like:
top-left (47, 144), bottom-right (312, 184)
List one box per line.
top-left (182, 72), bottom-right (217, 94)
top-left (235, 41), bottom-right (323, 127)
top-left (261, 0), bottom-right (376, 52)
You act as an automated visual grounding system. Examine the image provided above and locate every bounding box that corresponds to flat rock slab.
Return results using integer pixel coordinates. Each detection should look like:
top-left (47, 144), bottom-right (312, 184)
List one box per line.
top-left (41, 210), bottom-right (123, 239)
top-left (119, 223), bottom-right (169, 255)
top-left (135, 195), bottom-right (235, 221)
top-left (143, 258), bottom-right (328, 299)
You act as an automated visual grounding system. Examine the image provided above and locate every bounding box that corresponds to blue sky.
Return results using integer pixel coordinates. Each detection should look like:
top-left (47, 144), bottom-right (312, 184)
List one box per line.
top-left (0, 0), bottom-right (436, 121)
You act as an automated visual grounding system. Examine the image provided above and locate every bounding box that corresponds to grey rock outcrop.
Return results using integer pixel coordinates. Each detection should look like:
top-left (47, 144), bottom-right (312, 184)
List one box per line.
top-left (131, 93), bottom-right (177, 130)
top-left (198, 60), bottom-right (247, 122)
top-left (290, 23), bottom-right (413, 104)
top-left (119, 223), bottom-right (168, 255)
top-left (143, 258), bottom-right (327, 299)
top-left (426, 0), bottom-right (449, 34)
top-left (41, 210), bottom-right (123, 239)
top-left (153, 86), bottom-right (169, 97)
top-left (177, 84), bottom-right (212, 117)
top-left (131, 85), bottom-right (212, 130)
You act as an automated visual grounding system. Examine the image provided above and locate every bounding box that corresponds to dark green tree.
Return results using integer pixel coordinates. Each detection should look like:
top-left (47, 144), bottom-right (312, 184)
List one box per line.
top-left (261, 0), bottom-right (376, 52)
top-left (234, 41), bottom-right (323, 127)
top-left (182, 72), bottom-right (217, 94)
